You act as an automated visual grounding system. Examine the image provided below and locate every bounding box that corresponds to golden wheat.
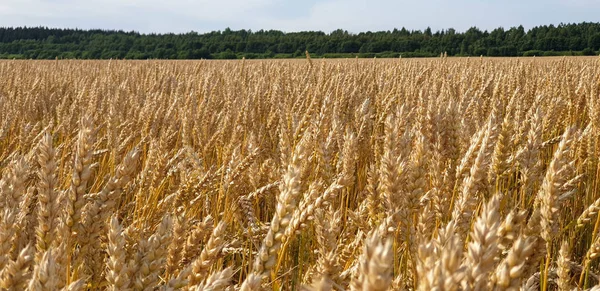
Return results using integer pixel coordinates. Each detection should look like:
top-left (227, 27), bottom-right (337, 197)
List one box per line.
top-left (0, 57), bottom-right (599, 290)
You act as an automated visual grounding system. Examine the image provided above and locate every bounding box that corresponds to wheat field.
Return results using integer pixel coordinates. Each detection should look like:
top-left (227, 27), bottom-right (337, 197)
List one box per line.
top-left (0, 56), bottom-right (599, 290)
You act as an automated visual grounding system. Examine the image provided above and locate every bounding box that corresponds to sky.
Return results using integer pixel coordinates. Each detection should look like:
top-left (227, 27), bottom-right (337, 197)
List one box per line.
top-left (1, 0), bottom-right (600, 34)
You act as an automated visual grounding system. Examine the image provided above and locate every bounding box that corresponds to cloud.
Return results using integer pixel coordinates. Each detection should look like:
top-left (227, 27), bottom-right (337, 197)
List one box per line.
top-left (0, 0), bottom-right (599, 33)
top-left (253, 0), bottom-right (519, 33)
top-left (0, 0), bottom-right (277, 32)
top-left (557, 0), bottom-right (600, 7)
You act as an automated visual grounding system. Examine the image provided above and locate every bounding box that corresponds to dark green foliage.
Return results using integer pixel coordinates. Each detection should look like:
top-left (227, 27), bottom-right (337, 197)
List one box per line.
top-left (582, 48), bottom-right (596, 56)
top-left (1, 23), bottom-right (599, 59)
top-left (215, 49), bottom-right (237, 59)
top-left (523, 50), bottom-right (545, 57)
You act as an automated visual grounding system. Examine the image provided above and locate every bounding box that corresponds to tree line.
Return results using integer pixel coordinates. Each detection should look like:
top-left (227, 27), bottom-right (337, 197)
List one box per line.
top-left (1, 22), bottom-right (600, 59)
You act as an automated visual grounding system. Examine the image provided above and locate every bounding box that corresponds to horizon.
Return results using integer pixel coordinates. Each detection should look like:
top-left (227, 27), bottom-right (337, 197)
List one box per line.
top-left (0, 21), bottom-right (595, 36)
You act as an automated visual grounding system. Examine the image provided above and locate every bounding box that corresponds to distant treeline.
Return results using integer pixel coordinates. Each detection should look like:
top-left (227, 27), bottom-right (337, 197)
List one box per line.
top-left (1, 23), bottom-right (600, 59)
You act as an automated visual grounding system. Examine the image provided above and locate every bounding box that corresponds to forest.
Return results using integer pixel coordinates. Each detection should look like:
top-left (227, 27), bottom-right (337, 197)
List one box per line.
top-left (1, 22), bottom-right (600, 59)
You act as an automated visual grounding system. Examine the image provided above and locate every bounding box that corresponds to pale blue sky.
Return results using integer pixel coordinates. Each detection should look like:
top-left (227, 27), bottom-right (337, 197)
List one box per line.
top-left (1, 0), bottom-right (599, 34)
